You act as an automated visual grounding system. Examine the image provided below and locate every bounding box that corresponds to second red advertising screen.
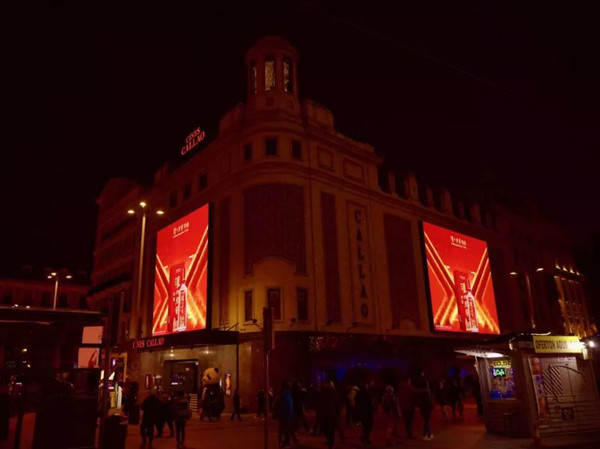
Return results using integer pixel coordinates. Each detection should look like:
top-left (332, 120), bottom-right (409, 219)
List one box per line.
top-left (152, 204), bottom-right (210, 336)
top-left (422, 222), bottom-right (500, 334)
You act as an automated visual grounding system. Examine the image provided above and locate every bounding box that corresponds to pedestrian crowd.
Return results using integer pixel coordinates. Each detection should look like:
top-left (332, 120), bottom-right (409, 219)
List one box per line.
top-left (136, 369), bottom-right (480, 449)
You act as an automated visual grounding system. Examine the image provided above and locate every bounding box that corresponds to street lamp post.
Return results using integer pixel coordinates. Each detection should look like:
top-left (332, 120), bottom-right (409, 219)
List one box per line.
top-left (128, 202), bottom-right (164, 338)
top-left (47, 271), bottom-right (72, 309)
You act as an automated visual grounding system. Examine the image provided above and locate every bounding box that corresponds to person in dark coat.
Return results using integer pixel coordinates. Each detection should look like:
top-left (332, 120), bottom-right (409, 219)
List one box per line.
top-left (397, 376), bottom-right (416, 439)
top-left (292, 380), bottom-right (309, 432)
top-left (256, 388), bottom-right (266, 419)
top-left (171, 390), bottom-right (190, 449)
top-left (156, 392), bottom-right (174, 437)
top-left (318, 381), bottom-right (338, 449)
top-left (412, 372), bottom-right (434, 441)
top-left (140, 389), bottom-right (162, 448)
top-left (230, 389), bottom-right (242, 421)
top-left (355, 382), bottom-right (374, 446)
top-left (276, 382), bottom-right (296, 448)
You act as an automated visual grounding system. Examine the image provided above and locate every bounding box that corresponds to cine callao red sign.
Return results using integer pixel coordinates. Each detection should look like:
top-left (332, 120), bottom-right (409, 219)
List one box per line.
top-left (152, 204), bottom-right (210, 336)
top-left (422, 222), bottom-right (500, 334)
top-left (181, 127), bottom-right (206, 156)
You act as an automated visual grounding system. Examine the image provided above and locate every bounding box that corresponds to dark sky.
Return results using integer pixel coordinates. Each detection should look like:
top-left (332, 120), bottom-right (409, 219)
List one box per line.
top-left (3, 1), bottom-right (600, 275)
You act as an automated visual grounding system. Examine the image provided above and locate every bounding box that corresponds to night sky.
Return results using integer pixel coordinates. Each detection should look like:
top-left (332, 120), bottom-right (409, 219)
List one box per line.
top-left (3, 1), bottom-right (600, 276)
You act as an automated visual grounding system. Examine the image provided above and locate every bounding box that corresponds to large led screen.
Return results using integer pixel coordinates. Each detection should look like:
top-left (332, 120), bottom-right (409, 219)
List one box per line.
top-left (152, 204), bottom-right (210, 335)
top-left (422, 222), bottom-right (500, 334)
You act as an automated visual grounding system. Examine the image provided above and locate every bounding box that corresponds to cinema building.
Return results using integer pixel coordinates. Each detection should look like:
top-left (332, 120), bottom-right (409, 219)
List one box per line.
top-left (90, 36), bottom-right (599, 435)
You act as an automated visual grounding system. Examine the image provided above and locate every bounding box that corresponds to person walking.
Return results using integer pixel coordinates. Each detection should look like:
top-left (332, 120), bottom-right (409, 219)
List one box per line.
top-left (355, 382), bottom-right (374, 446)
top-left (172, 390), bottom-right (190, 449)
top-left (140, 389), bottom-right (161, 449)
top-left (397, 376), bottom-right (416, 439)
top-left (413, 372), bottom-right (434, 441)
top-left (346, 385), bottom-right (358, 425)
top-left (292, 380), bottom-right (309, 433)
top-left (156, 392), bottom-right (174, 437)
top-left (256, 388), bottom-right (266, 420)
top-left (230, 389), bottom-right (242, 421)
top-left (318, 381), bottom-right (338, 449)
top-left (276, 381), bottom-right (296, 449)
top-left (382, 385), bottom-right (401, 447)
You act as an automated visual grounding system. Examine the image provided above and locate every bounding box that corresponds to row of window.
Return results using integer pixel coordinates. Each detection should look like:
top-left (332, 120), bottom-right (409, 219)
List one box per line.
top-left (244, 138), bottom-right (302, 162)
top-left (249, 56), bottom-right (294, 94)
top-left (243, 287), bottom-right (308, 323)
top-left (168, 139), bottom-right (302, 210)
top-left (170, 173), bottom-right (208, 209)
top-left (0, 290), bottom-right (88, 309)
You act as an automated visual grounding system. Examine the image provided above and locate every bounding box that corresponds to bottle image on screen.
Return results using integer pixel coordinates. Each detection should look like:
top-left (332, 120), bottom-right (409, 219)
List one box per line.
top-left (169, 264), bottom-right (188, 333)
top-left (453, 270), bottom-right (479, 332)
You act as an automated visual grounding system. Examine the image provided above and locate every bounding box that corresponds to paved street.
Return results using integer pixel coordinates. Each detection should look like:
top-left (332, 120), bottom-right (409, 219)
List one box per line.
top-left (122, 402), bottom-right (600, 449)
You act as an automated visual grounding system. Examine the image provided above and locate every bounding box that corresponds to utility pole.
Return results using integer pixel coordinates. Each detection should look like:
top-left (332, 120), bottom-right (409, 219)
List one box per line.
top-left (263, 307), bottom-right (274, 449)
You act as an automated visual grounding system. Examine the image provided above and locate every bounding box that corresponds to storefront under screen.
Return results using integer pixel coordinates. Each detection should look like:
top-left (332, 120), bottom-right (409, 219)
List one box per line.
top-left (152, 204), bottom-right (210, 336)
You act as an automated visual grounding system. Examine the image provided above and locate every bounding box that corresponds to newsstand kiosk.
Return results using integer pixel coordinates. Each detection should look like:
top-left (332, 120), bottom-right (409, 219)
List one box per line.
top-left (463, 335), bottom-right (600, 438)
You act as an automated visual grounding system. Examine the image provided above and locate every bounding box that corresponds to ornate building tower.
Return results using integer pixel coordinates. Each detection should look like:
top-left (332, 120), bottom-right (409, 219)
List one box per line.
top-left (244, 36), bottom-right (300, 117)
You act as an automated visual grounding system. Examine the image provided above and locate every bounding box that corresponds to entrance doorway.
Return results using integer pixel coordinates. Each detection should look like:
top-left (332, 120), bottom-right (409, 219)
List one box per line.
top-left (165, 359), bottom-right (198, 394)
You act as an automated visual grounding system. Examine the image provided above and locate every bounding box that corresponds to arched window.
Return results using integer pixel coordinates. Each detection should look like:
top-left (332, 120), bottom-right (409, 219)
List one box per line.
top-left (265, 55), bottom-right (275, 91)
top-left (250, 61), bottom-right (257, 94)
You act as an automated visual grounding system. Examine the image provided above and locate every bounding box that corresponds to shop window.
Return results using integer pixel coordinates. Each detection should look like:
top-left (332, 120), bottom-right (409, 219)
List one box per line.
top-left (265, 138), bottom-right (278, 156)
top-left (250, 61), bottom-right (257, 94)
top-left (265, 55), bottom-right (275, 91)
top-left (198, 173), bottom-right (208, 191)
top-left (183, 183), bottom-right (192, 200)
top-left (488, 359), bottom-right (516, 399)
top-left (169, 191), bottom-right (178, 208)
top-left (267, 288), bottom-right (282, 321)
top-left (244, 290), bottom-right (253, 323)
top-left (292, 140), bottom-right (302, 160)
top-left (283, 56), bottom-right (293, 93)
top-left (244, 143), bottom-right (253, 162)
top-left (296, 287), bottom-right (308, 321)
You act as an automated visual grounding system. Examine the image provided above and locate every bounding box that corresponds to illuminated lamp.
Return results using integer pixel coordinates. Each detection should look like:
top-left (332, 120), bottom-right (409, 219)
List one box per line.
top-left (454, 349), bottom-right (506, 359)
top-left (536, 267), bottom-right (544, 272)
top-left (509, 271), bottom-right (518, 276)
top-left (127, 209), bottom-right (135, 215)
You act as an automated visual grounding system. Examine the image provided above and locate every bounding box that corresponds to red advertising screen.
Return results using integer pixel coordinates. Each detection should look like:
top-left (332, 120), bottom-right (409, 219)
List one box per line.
top-left (152, 204), bottom-right (210, 335)
top-left (422, 222), bottom-right (500, 334)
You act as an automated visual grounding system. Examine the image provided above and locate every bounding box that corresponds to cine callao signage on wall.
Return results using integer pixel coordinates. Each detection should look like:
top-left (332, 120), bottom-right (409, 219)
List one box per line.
top-left (152, 204), bottom-right (210, 336)
top-left (181, 127), bottom-right (206, 156)
top-left (422, 222), bottom-right (500, 334)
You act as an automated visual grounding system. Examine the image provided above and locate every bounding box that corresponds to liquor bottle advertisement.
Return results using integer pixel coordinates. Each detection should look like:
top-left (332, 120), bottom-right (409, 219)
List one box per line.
top-left (422, 222), bottom-right (500, 334)
top-left (152, 204), bottom-right (209, 335)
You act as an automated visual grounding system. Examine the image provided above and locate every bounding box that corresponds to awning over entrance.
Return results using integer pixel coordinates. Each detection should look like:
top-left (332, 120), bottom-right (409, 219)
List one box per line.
top-left (124, 329), bottom-right (239, 353)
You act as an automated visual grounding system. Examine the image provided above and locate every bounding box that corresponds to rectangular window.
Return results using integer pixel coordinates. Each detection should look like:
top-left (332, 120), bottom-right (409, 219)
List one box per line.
top-left (244, 143), bottom-right (253, 162)
top-left (250, 61), bottom-right (257, 94)
top-left (1, 290), bottom-right (13, 305)
top-left (265, 138), bottom-right (278, 156)
top-left (297, 287), bottom-right (308, 321)
top-left (58, 293), bottom-right (68, 308)
top-left (292, 140), bottom-right (302, 159)
top-left (40, 292), bottom-right (51, 307)
top-left (183, 183), bottom-right (191, 200)
top-left (265, 55), bottom-right (275, 91)
top-left (169, 191), bottom-right (178, 208)
top-left (283, 57), bottom-right (293, 93)
top-left (244, 290), bottom-right (253, 323)
top-left (267, 288), bottom-right (282, 321)
top-left (198, 173), bottom-right (208, 191)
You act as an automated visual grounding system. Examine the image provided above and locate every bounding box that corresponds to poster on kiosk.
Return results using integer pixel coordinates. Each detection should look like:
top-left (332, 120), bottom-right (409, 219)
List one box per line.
top-left (152, 204), bottom-right (210, 336)
top-left (422, 222), bottom-right (500, 334)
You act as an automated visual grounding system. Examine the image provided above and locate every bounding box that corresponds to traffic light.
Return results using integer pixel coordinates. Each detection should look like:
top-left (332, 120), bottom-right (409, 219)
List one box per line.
top-left (263, 307), bottom-right (275, 351)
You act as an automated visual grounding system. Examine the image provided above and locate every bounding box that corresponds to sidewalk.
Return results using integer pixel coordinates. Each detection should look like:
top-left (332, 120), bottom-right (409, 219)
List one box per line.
top-left (123, 402), bottom-right (600, 449)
